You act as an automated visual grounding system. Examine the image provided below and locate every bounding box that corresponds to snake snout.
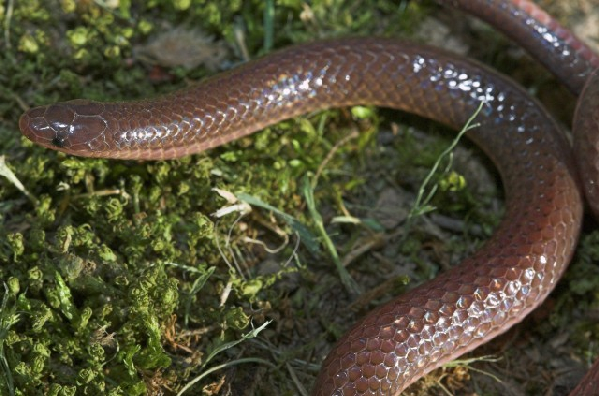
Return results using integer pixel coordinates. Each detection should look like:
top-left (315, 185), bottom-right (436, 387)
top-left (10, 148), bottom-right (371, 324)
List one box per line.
top-left (18, 105), bottom-right (60, 148)
top-left (19, 101), bottom-right (108, 155)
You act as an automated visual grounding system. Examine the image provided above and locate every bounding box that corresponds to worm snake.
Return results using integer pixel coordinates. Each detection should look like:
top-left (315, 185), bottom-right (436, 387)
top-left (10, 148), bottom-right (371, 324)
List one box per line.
top-left (18, 0), bottom-right (599, 394)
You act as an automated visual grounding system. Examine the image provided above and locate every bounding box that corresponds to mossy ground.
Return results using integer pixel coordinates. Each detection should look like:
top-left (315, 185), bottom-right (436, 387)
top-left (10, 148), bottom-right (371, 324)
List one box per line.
top-left (0, 1), bottom-right (598, 395)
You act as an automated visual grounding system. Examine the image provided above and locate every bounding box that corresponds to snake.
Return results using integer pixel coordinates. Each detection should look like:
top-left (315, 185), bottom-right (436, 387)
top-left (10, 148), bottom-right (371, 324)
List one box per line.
top-left (17, 0), bottom-right (599, 394)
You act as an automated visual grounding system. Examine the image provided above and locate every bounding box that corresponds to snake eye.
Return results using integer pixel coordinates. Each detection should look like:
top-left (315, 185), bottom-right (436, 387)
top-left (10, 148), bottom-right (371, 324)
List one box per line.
top-left (51, 136), bottom-right (66, 148)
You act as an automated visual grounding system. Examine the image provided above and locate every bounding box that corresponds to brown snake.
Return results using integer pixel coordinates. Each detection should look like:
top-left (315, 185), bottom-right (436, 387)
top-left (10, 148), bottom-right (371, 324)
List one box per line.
top-left (18, 0), bottom-right (599, 394)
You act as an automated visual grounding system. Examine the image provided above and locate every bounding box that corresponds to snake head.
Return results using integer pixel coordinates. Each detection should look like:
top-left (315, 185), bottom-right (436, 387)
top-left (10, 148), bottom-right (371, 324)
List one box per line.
top-left (19, 99), bottom-right (109, 157)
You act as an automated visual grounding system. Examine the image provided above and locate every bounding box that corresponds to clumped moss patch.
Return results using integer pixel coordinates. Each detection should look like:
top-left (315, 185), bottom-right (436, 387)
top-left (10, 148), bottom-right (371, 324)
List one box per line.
top-left (1, 0), bottom-right (597, 395)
